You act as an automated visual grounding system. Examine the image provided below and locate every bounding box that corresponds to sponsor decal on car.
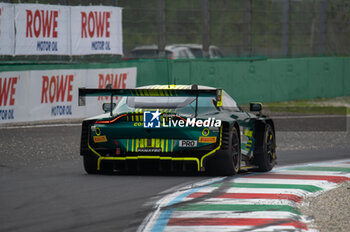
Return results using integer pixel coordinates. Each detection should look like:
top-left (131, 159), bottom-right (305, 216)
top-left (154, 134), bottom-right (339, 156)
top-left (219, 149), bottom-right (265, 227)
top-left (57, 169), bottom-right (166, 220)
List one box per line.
top-left (137, 148), bottom-right (162, 152)
top-left (202, 128), bottom-right (210, 136)
top-left (143, 109), bottom-right (161, 128)
top-left (142, 109), bottom-right (222, 128)
top-left (93, 135), bottom-right (107, 143)
top-left (163, 117), bottom-right (221, 128)
top-left (198, 136), bottom-right (217, 143)
top-left (179, 140), bottom-right (198, 147)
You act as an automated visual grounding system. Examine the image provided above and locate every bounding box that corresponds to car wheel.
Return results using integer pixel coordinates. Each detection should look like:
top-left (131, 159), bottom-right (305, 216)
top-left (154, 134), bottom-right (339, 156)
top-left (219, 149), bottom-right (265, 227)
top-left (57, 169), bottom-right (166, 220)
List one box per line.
top-left (83, 155), bottom-right (99, 174)
top-left (213, 126), bottom-right (241, 176)
top-left (255, 123), bottom-right (276, 172)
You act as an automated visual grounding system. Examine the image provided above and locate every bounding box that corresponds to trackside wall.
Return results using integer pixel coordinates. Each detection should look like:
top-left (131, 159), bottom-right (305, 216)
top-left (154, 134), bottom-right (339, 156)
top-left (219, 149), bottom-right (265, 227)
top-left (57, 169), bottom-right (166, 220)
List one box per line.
top-left (0, 57), bottom-right (349, 105)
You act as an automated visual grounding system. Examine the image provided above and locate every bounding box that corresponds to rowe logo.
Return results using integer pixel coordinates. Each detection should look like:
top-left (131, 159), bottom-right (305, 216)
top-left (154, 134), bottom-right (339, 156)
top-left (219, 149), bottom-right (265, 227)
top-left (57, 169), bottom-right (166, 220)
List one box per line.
top-left (81, 11), bottom-right (111, 38)
top-left (0, 77), bottom-right (18, 106)
top-left (26, 9), bottom-right (58, 38)
top-left (41, 75), bottom-right (74, 103)
top-left (143, 109), bottom-right (161, 128)
top-left (97, 73), bottom-right (127, 101)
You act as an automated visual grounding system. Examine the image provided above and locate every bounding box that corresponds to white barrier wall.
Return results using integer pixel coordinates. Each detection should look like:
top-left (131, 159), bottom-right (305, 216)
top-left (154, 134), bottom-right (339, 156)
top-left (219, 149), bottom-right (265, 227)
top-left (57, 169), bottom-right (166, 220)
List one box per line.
top-left (0, 3), bottom-right (123, 56)
top-left (0, 67), bottom-right (137, 124)
top-left (0, 3), bottom-right (15, 55)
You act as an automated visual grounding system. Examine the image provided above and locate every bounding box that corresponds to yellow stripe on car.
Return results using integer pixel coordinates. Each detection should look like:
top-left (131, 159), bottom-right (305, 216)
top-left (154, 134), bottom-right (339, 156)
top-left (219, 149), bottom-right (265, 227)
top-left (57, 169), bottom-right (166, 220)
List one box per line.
top-left (200, 126), bottom-right (222, 170)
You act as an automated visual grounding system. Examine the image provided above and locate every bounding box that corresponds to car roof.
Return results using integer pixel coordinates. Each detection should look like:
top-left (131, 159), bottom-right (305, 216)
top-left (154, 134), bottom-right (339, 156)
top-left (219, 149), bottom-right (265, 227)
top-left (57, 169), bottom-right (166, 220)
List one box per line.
top-left (131, 45), bottom-right (158, 50)
top-left (131, 45), bottom-right (191, 52)
top-left (168, 44), bottom-right (220, 49)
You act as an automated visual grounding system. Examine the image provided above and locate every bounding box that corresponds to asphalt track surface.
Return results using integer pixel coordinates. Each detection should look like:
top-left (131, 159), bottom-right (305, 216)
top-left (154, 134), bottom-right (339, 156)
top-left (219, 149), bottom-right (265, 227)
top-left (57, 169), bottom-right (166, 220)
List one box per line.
top-left (0, 122), bottom-right (349, 232)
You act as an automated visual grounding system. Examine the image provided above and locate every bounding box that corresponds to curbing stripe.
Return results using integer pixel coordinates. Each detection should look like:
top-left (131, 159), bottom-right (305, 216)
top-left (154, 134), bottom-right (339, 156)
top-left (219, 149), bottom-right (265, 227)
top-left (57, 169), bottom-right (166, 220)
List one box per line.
top-left (176, 204), bottom-right (301, 215)
top-left (188, 192), bottom-right (303, 202)
top-left (211, 182), bottom-right (322, 192)
top-left (151, 187), bottom-right (201, 232)
top-left (167, 218), bottom-right (308, 230)
top-left (164, 226), bottom-right (312, 232)
top-left (230, 178), bottom-right (337, 191)
top-left (194, 187), bottom-right (313, 196)
top-left (190, 199), bottom-right (299, 206)
top-left (231, 177), bottom-right (337, 186)
top-left (140, 160), bottom-right (350, 232)
top-left (171, 211), bottom-right (303, 219)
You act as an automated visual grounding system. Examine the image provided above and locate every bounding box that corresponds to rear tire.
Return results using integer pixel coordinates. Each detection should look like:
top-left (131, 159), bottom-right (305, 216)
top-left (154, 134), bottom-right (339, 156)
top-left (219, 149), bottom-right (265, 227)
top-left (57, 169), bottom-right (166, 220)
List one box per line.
top-left (254, 123), bottom-right (276, 172)
top-left (211, 126), bottom-right (241, 176)
top-left (83, 155), bottom-right (99, 174)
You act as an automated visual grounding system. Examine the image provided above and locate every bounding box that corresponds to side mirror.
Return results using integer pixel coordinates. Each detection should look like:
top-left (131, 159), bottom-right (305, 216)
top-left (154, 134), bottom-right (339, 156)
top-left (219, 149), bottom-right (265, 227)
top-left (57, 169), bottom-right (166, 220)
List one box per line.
top-left (250, 102), bottom-right (262, 112)
top-left (102, 103), bottom-right (116, 113)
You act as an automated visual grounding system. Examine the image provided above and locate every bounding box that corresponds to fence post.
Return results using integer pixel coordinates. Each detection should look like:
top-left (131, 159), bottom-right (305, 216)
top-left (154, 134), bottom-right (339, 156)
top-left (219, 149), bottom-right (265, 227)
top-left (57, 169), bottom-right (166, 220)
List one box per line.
top-left (282, 0), bottom-right (290, 57)
top-left (243, 0), bottom-right (252, 56)
top-left (158, 0), bottom-right (166, 58)
top-left (319, 0), bottom-right (327, 55)
top-left (202, 0), bottom-right (210, 58)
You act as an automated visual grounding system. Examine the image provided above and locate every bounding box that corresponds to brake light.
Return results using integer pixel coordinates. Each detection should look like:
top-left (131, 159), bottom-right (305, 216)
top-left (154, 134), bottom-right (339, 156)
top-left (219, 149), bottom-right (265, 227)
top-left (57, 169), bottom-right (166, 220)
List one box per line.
top-left (96, 114), bottom-right (127, 124)
top-left (175, 115), bottom-right (187, 122)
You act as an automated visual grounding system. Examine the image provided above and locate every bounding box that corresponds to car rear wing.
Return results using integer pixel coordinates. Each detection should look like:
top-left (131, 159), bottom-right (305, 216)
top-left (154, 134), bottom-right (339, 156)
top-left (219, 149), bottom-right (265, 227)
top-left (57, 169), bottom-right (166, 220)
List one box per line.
top-left (78, 86), bottom-right (223, 116)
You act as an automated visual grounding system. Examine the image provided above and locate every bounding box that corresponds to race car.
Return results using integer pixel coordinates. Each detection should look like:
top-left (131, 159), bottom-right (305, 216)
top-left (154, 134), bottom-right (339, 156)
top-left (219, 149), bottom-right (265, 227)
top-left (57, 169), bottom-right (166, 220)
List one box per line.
top-left (78, 84), bottom-right (276, 175)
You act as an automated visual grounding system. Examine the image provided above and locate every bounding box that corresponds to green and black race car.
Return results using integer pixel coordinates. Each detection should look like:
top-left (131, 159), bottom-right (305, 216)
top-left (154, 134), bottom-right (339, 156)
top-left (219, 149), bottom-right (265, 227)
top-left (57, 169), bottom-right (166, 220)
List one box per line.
top-left (78, 84), bottom-right (276, 175)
